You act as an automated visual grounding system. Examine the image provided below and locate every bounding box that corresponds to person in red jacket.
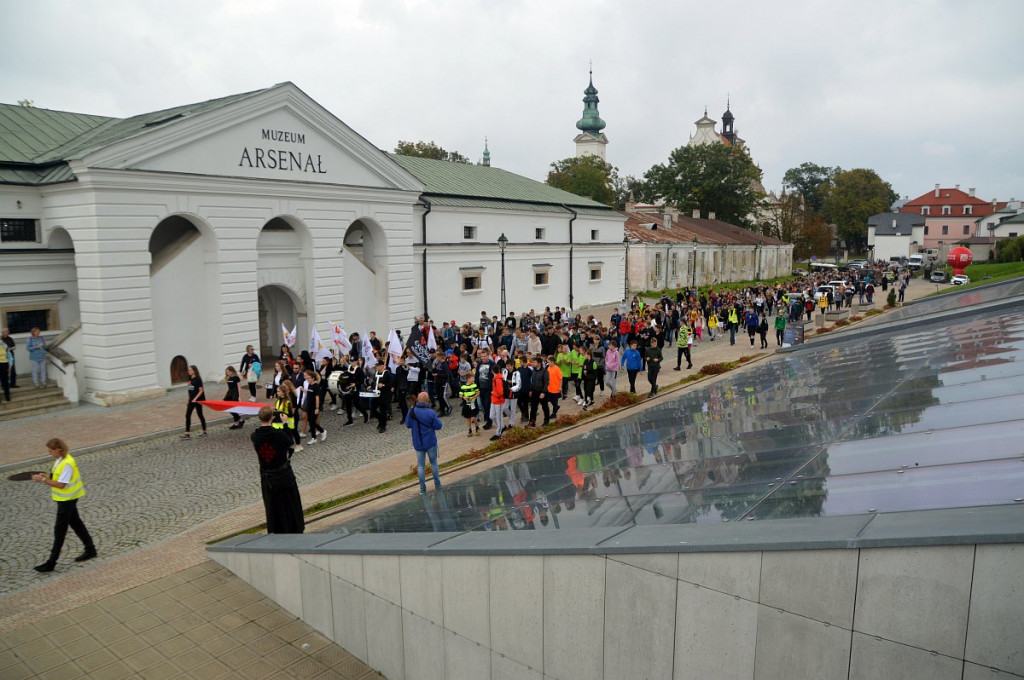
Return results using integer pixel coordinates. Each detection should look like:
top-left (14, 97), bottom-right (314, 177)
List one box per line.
top-left (489, 369), bottom-right (506, 441)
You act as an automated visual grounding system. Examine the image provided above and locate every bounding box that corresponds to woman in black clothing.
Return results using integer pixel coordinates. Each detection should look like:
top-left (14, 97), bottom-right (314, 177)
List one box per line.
top-left (318, 355), bottom-right (337, 409)
top-left (224, 366), bottom-right (244, 429)
top-left (302, 370), bottom-right (326, 444)
top-left (182, 365), bottom-right (207, 439)
top-left (239, 345), bottom-right (261, 401)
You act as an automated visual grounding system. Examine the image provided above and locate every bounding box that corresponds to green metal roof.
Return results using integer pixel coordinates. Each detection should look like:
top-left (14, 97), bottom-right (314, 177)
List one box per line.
top-left (389, 154), bottom-right (613, 210)
top-left (426, 196), bottom-right (617, 216)
top-left (0, 104), bottom-right (112, 163)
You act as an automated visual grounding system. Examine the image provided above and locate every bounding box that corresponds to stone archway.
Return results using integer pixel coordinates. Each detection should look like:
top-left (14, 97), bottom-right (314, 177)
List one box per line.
top-left (256, 215), bottom-right (312, 363)
top-left (257, 284), bottom-right (306, 365)
top-left (343, 217), bottom-right (389, 334)
top-left (149, 214), bottom-right (218, 387)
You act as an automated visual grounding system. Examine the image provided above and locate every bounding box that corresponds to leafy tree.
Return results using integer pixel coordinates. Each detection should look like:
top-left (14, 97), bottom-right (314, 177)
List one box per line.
top-left (394, 140), bottom-right (470, 164)
top-left (758, 192), bottom-right (833, 260)
top-left (546, 155), bottom-right (618, 206)
top-left (613, 174), bottom-right (644, 211)
top-left (781, 162), bottom-right (839, 214)
top-left (641, 143), bottom-right (763, 228)
top-left (822, 168), bottom-right (897, 252)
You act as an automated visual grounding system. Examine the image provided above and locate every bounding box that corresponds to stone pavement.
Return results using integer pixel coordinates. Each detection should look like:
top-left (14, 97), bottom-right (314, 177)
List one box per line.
top-left (0, 284), bottom-right (931, 678)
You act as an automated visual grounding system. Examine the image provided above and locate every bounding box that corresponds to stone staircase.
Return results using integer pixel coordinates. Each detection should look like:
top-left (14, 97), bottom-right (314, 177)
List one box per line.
top-left (0, 380), bottom-right (75, 422)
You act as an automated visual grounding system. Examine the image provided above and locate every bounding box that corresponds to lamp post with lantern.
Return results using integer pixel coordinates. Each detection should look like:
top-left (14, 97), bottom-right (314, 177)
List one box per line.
top-left (497, 233), bottom-right (508, 318)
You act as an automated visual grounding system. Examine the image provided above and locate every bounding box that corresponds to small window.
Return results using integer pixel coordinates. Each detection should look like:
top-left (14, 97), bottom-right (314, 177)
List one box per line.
top-left (654, 253), bottom-right (662, 278)
top-left (589, 266), bottom-right (602, 281)
top-left (534, 271), bottom-right (548, 286)
top-left (964, 205), bottom-right (973, 215)
top-left (942, 225), bottom-right (949, 235)
top-left (1010, 232), bottom-right (1018, 238)
top-left (963, 226), bottom-right (969, 235)
top-left (924, 226), bottom-right (929, 235)
top-left (0, 218), bottom-right (39, 243)
top-left (463, 225), bottom-right (477, 240)
top-left (670, 253), bottom-right (678, 277)
top-left (942, 206), bottom-right (951, 215)
top-left (921, 207), bottom-right (930, 216)
top-left (5, 309), bottom-right (51, 333)
top-left (462, 274), bottom-right (481, 291)
top-left (590, 229), bottom-right (599, 241)
top-left (535, 227), bottom-right (545, 240)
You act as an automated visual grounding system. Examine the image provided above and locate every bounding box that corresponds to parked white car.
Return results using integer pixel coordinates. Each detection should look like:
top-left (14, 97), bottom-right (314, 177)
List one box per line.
top-left (951, 274), bottom-right (970, 286)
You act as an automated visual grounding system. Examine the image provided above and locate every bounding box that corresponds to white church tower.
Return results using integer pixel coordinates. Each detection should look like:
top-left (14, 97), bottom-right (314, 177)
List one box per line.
top-left (573, 69), bottom-right (608, 160)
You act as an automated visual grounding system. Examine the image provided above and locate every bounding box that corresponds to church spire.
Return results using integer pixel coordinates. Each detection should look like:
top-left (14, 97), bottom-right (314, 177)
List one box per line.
top-left (575, 67), bottom-right (606, 135)
top-left (721, 95), bottom-right (735, 144)
top-left (482, 137), bottom-right (490, 167)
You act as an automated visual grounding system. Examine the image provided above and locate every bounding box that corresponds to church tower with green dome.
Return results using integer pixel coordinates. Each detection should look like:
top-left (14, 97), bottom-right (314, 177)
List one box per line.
top-left (573, 68), bottom-right (608, 161)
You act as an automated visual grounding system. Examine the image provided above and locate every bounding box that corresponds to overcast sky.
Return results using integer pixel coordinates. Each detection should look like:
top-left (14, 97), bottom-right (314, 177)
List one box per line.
top-left (3, 0), bottom-right (1021, 202)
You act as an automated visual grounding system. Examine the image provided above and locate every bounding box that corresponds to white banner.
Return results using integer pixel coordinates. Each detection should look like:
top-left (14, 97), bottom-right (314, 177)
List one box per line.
top-left (309, 326), bottom-right (331, 361)
top-left (361, 330), bottom-right (377, 369)
top-left (282, 324), bottom-right (297, 348)
top-left (330, 321), bottom-right (352, 355)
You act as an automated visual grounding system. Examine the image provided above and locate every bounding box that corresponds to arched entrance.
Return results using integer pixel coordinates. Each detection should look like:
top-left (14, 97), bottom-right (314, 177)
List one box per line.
top-left (170, 355), bottom-right (189, 384)
top-left (257, 284), bottom-right (305, 364)
top-left (149, 215), bottom-right (217, 387)
top-left (343, 218), bottom-right (389, 334)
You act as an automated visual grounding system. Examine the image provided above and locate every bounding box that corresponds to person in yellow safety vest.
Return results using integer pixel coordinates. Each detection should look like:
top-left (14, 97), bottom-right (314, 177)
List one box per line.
top-left (274, 383), bottom-right (302, 452)
top-left (31, 438), bottom-right (96, 572)
top-left (727, 308), bottom-right (740, 346)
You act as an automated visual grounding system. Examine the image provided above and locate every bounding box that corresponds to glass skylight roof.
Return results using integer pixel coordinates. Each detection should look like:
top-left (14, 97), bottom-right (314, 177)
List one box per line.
top-left (323, 283), bottom-right (1024, 535)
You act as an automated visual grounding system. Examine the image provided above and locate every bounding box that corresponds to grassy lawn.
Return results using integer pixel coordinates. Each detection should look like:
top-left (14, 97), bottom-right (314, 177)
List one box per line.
top-left (929, 261), bottom-right (1024, 294)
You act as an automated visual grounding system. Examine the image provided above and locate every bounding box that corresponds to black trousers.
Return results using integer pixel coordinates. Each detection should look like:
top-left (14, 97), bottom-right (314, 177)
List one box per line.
top-left (48, 499), bottom-right (95, 564)
top-left (185, 401), bottom-right (206, 432)
top-left (648, 364), bottom-right (661, 394)
top-left (306, 405), bottom-right (324, 435)
top-left (676, 347), bottom-right (691, 369)
top-left (376, 392), bottom-right (391, 430)
top-left (248, 381), bottom-right (258, 398)
top-left (627, 369), bottom-right (639, 393)
top-left (0, 361), bottom-right (9, 400)
top-left (530, 392), bottom-right (549, 423)
top-left (479, 390), bottom-right (492, 424)
top-left (518, 391), bottom-right (531, 422)
top-left (548, 392), bottom-right (560, 417)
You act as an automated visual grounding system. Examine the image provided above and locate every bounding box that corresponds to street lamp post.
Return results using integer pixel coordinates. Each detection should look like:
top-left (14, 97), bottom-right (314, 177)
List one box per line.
top-left (618, 237), bottom-right (626, 299)
top-left (692, 236), bottom-right (699, 291)
top-left (497, 233), bottom-right (508, 318)
top-left (834, 235), bottom-right (841, 265)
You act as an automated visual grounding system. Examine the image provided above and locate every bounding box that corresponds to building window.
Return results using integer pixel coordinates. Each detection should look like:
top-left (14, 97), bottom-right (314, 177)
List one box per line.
top-left (590, 229), bottom-right (599, 241)
top-left (654, 253), bottom-right (662, 278)
top-left (670, 253), bottom-right (678, 277)
top-left (463, 225), bottom-right (477, 240)
top-left (462, 274), bottom-right (481, 291)
top-left (921, 207), bottom-right (930, 216)
top-left (1010, 232), bottom-right (1018, 238)
top-left (0, 218), bottom-right (39, 243)
top-left (924, 226), bottom-right (929, 235)
top-left (5, 309), bottom-right (51, 333)
top-left (963, 226), bottom-right (970, 235)
top-left (535, 227), bottom-right (545, 241)
top-left (964, 205), bottom-right (973, 215)
top-left (942, 206), bottom-right (951, 216)
top-left (942, 225), bottom-right (949, 235)
top-left (589, 265), bottom-right (602, 281)
top-left (534, 271), bottom-right (548, 286)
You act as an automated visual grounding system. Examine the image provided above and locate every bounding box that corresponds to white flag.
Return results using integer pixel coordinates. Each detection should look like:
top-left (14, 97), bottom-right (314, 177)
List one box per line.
top-left (426, 326), bottom-right (438, 351)
top-left (309, 326), bottom-right (331, 361)
top-left (387, 330), bottom-right (403, 372)
top-left (282, 324), bottom-right (297, 348)
top-left (361, 329), bottom-right (377, 369)
top-left (330, 321), bottom-right (352, 355)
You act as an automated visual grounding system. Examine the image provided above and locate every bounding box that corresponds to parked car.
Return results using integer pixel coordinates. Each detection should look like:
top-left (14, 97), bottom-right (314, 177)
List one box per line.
top-left (791, 268), bottom-right (808, 277)
top-left (907, 254), bottom-right (925, 271)
top-left (951, 274), bottom-right (970, 286)
top-left (813, 284), bottom-right (835, 302)
top-left (930, 270), bottom-right (949, 283)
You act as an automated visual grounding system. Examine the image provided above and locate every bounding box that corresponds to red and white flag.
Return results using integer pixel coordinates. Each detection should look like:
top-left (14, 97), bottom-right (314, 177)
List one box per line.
top-left (199, 400), bottom-right (264, 417)
top-left (330, 321), bottom-right (352, 355)
top-left (361, 329), bottom-right (377, 369)
top-left (282, 324), bottom-right (296, 348)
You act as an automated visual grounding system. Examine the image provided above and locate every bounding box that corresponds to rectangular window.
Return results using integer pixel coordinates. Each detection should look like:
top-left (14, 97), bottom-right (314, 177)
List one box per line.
top-left (534, 271), bottom-right (548, 286)
top-left (0, 218), bottom-right (39, 243)
top-left (921, 207), bottom-right (930, 216)
top-left (5, 309), bottom-right (51, 333)
top-left (463, 225), bottom-right (477, 240)
top-left (590, 229), bottom-right (599, 241)
top-left (942, 206), bottom-right (951, 216)
top-left (535, 227), bottom-right (545, 240)
top-left (589, 266), bottom-right (602, 281)
top-left (654, 253), bottom-right (662, 278)
top-left (1010, 232), bottom-right (1018, 238)
top-left (964, 205), bottom-right (973, 215)
top-left (670, 253), bottom-right (678, 277)
top-left (924, 226), bottom-right (929, 235)
top-left (963, 225), bottom-right (969, 235)
top-left (462, 275), bottom-right (481, 291)
top-left (942, 225), bottom-right (949, 235)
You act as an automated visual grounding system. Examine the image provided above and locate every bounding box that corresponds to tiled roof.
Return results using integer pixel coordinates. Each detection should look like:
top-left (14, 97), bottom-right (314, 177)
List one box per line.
top-left (622, 210), bottom-right (785, 246)
top-left (900, 187), bottom-right (996, 217)
top-left (868, 212), bottom-right (926, 236)
top-left (390, 154), bottom-right (612, 210)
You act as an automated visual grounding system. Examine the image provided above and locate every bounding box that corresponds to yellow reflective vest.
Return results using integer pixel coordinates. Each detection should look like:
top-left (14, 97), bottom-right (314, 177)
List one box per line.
top-left (274, 397), bottom-right (295, 429)
top-left (51, 454), bottom-right (85, 502)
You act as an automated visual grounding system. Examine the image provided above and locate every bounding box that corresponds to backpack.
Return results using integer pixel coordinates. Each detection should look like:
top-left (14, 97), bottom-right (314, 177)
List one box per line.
top-left (502, 373), bottom-right (513, 399)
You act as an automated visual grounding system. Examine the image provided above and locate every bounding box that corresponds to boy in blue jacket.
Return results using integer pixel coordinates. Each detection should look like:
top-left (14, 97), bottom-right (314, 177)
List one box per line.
top-left (406, 392), bottom-right (443, 494)
top-left (620, 341), bottom-right (643, 394)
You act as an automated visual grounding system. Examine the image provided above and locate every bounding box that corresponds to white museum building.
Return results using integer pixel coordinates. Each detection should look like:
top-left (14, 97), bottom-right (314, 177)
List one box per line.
top-left (0, 82), bottom-right (623, 404)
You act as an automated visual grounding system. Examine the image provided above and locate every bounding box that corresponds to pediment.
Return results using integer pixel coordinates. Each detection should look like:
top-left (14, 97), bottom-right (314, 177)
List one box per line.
top-left (82, 83), bottom-right (422, 192)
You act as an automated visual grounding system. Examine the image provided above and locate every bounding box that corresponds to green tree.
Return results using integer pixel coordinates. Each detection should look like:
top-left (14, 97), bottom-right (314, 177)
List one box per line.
top-left (641, 143), bottom-right (763, 228)
top-left (782, 162), bottom-right (839, 214)
top-left (758, 192), bottom-right (833, 260)
top-left (394, 140), bottom-right (470, 164)
top-left (822, 168), bottom-right (898, 252)
top-left (545, 155), bottom-right (618, 206)
top-left (613, 174), bottom-right (644, 211)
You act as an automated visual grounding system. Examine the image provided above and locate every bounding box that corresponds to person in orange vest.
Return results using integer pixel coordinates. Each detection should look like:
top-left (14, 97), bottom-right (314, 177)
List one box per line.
top-left (32, 438), bottom-right (97, 572)
top-left (546, 355), bottom-right (563, 421)
top-left (489, 368), bottom-right (506, 441)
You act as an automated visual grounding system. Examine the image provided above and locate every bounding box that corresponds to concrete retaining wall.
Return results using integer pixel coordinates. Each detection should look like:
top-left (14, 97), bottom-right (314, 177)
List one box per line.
top-left (209, 543), bottom-right (1023, 680)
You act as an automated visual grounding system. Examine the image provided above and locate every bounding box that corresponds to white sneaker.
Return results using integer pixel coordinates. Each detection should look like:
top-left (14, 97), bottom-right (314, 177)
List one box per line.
top-left (307, 438), bottom-right (317, 446)
top-left (329, 404), bottom-right (337, 410)
top-left (248, 397), bottom-right (257, 403)
top-left (294, 445), bottom-right (304, 452)
top-left (320, 430), bottom-right (327, 442)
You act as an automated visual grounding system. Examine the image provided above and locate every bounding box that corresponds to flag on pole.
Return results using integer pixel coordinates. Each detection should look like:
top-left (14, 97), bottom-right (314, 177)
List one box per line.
top-left (330, 321), bottom-right (351, 355)
top-left (199, 400), bottom-right (264, 417)
top-left (310, 326), bottom-right (331, 361)
top-left (282, 324), bottom-right (297, 348)
top-left (387, 330), bottom-right (403, 372)
top-left (426, 326), bottom-right (438, 351)
top-left (361, 329), bottom-right (377, 369)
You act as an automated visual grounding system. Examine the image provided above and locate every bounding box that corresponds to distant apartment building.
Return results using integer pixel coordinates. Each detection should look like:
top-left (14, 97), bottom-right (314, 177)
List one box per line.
top-left (899, 184), bottom-right (997, 256)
